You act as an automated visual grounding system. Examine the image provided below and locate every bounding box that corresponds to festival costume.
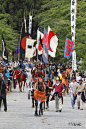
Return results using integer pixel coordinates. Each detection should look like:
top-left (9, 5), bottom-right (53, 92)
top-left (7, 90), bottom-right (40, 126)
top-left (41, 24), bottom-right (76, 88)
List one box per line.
top-left (51, 83), bottom-right (64, 112)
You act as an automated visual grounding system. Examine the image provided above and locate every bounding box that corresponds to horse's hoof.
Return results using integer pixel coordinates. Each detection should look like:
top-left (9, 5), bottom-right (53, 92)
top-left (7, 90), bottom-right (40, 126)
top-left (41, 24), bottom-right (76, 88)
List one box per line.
top-left (34, 113), bottom-right (38, 116)
top-left (32, 105), bottom-right (34, 108)
top-left (47, 108), bottom-right (49, 111)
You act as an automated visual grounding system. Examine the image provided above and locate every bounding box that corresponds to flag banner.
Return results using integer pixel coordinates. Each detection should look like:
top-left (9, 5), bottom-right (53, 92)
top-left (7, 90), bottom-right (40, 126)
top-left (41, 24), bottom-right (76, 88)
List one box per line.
top-left (33, 47), bottom-right (36, 57)
top-left (32, 47), bottom-right (37, 61)
top-left (1, 33), bottom-right (8, 63)
top-left (38, 54), bottom-right (42, 61)
top-left (20, 33), bottom-right (32, 60)
top-left (14, 38), bottom-right (19, 54)
top-left (43, 27), bottom-right (48, 64)
top-left (25, 38), bottom-right (36, 58)
top-left (37, 30), bottom-right (44, 55)
top-left (24, 18), bottom-right (27, 33)
top-left (64, 38), bottom-right (75, 59)
top-left (32, 44), bottom-right (38, 61)
top-left (48, 26), bottom-right (58, 57)
top-left (71, 0), bottom-right (77, 42)
top-left (29, 15), bottom-right (32, 34)
top-left (24, 11), bottom-right (27, 33)
top-left (72, 50), bottom-right (77, 71)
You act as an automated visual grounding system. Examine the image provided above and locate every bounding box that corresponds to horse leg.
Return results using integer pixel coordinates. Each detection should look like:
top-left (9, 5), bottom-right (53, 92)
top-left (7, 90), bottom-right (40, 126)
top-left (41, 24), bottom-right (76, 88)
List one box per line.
top-left (19, 82), bottom-right (21, 92)
top-left (21, 81), bottom-right (22, 92)
top-left (40, 102), bottom-right (43, 115)
top-left (19, 81), bottom-right (22, 92)
top-left (39, 103), bottom-right (41, 116)
top-left (43, 102), bottom-right (45, 111)
top-left (34, 100), bottom-right (38, 116)
top-left (23, 80), bottom-right (25, 92)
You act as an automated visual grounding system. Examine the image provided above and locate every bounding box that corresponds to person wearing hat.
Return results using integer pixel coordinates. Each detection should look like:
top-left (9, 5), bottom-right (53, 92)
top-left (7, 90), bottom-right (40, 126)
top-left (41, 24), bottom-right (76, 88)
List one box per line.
top-left (69, 77), bottom-right (77, 108)
top-left (49, 76), bottom-right (65, 112)
top-left (74, 77), bottom-right (86, 110)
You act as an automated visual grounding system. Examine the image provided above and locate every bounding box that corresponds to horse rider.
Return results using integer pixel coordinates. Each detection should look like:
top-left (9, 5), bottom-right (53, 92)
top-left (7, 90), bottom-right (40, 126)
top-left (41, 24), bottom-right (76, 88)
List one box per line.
top-left (31, 63), bottom-right (45, 108)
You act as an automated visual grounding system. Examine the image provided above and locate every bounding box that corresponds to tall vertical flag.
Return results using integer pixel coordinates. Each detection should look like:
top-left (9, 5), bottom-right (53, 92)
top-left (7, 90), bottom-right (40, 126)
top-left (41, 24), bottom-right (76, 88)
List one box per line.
top-left (24, 11), bottom-right (27, 33)
top-left (48, 26), bottom-right (58, 57)
top-left (71, 0), bottom-right (77, 42)
top-left (20, 33), bottom-right (29, 60)
top-left (25, 38), bottom-right (36, 58)
top-left (1, 33), bottom-right (8, 63)
top-left (71, 0), bottom-right (77, 70)
top-left (32, 44), bottom-right (38, 61)
top-left (14, 38), bottom-right (19, 54)
top-left (64, 38), bottom-right (75, 59)
top-left (72, 50), bottom-right (77, 70)
top-left (29, 15), bottom-right (32, 34)
top-left (37, 30), bottom-right (44, 55)
top-left (43, 27), bottom-right (48, 64)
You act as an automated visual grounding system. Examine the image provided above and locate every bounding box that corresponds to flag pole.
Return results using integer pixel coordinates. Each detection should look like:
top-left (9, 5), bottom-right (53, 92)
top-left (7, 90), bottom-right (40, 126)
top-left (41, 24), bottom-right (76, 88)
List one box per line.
top-left (1, 32), bottom-right (4, 62)
top-left (37, 28), bottom-right (39, 63)
top-left (18, 22), bottom-right (23, 61)
top-left (1, 32), bottom-right (2, 60)
top-left (71, 0), bottom-right (77, 70)
top-left (74, 0), bottom-right (77, 47)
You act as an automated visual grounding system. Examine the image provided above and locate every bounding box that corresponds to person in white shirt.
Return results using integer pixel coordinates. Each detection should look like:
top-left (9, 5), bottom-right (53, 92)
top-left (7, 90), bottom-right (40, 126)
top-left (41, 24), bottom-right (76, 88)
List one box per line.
top-left (76, 73), bottom-right (81, 83)
top-left (69, 77), bottom-right (77, 108)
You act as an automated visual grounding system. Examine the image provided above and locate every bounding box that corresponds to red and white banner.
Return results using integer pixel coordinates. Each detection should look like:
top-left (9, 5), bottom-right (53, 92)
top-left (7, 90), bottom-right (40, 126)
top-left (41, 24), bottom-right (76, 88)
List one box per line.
top-left (48, 26), bottom-right (58, 57)
top-left (37, 30), bottom-right (44, 55)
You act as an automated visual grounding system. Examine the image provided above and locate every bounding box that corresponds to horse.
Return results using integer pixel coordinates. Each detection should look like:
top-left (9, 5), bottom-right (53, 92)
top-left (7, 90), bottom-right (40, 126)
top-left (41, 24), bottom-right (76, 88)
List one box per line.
top-left (14, 68), bottom-right (26, 92)
top-left (62, 72), bottom-right (69, 96)
top-left (32, 77), bottom-right (46, 116)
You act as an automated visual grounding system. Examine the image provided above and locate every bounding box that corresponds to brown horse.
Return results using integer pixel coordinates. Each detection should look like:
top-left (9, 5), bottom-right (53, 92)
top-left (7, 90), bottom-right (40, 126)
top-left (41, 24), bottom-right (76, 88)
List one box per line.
top-left (62, 72), bottom-right (69, 96)
top-left (32, 77), bottom-right (46, 116)
top-left (14, 68), bottom-right (26, 92)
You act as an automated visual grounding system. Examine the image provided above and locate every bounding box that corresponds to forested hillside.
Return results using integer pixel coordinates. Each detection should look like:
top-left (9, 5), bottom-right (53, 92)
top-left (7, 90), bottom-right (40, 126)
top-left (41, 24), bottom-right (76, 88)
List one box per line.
top-left (0, 0), bottom-right (86, 66)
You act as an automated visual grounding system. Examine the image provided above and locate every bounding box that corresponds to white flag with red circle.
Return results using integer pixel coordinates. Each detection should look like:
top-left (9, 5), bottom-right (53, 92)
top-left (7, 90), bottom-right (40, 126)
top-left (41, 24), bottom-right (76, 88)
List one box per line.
top-left (48, 26), bottom-right (58, 57)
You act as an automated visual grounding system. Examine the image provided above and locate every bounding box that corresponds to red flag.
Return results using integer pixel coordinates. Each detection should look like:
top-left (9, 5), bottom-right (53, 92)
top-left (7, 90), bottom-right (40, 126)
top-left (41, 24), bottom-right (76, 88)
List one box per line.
top-left (48, 26), bottom-right (58, 57)
top-left (37, 30), bottom-right (44, 55)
